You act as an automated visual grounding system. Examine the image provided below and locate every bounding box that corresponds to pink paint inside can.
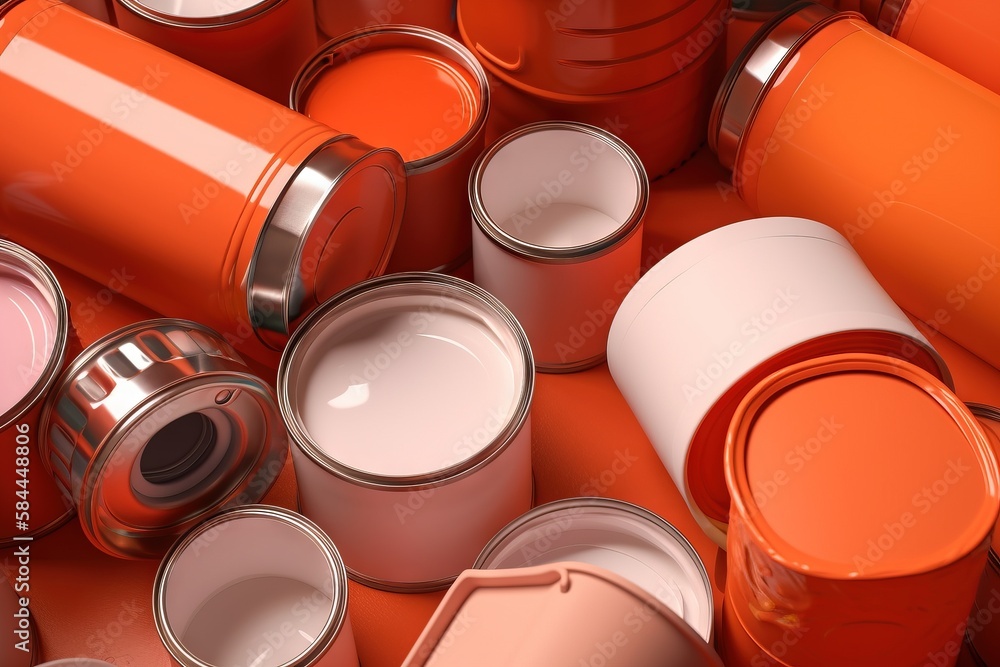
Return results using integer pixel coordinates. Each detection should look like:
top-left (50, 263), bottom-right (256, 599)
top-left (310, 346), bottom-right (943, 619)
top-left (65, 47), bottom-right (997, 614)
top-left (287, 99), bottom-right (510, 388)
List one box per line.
top-left (0, 254), bottom-right (58, 418)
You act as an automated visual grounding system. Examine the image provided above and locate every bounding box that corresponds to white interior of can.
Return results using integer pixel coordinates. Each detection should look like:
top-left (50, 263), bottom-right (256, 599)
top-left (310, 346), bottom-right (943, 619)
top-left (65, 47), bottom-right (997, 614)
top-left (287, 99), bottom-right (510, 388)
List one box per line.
top-left (163, 514), bottom-right (337, 667)
top-left (0, 253), bottom-right (59, 418)
top-left (477, 504), bottom-right (713, 642)
top-left (479, 128), bottom-right (639, 250)
top-left (117, 0), bottom-right (276, 21)
top-left (286, 286), bottom-right (525, 478)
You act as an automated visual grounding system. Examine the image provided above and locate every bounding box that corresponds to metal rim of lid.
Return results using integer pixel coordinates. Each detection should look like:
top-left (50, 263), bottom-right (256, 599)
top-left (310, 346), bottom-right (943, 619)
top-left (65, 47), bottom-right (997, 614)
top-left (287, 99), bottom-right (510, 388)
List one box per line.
top-left (113, 0), bottom-right (287, 28)
top-left (38, 318), bottom-right (288, 558)
top-left (727, 353), bottom-right (998, 579)
top-left (289, 24), bottom-right (491, 175)
top-left (277, 272), bottom-right (535, 490)
top-left (247, 135), bottom-right (406, 351)
top-left (472, 496), bottom-right (714, 640)
top-left (153, 504), bottom-right (350, 667)
top-left (469, 121), bottom-right (649, 264)
top-left (0, 239), bottom-right (69, 431)
top-left (709, 2), bottom-right (855, 171)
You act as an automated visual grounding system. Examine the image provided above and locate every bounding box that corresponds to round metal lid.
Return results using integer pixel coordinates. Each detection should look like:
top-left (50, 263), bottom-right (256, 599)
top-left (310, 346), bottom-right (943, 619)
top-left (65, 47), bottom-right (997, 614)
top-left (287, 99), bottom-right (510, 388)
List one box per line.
top-left (709, 2), bottom-right (850, 171)
top-left (248, 136), bottom-right (406, 350)
top-left (40, 319), bottom-right (289, 558)
top-left (114, 0), bottom-right (285, 27)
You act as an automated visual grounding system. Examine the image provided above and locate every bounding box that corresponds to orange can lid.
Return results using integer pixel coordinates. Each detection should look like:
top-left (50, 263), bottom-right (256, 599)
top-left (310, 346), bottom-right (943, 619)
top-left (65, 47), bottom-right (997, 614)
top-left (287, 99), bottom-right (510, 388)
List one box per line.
top-left (726, 353), bottom-right (999, 577)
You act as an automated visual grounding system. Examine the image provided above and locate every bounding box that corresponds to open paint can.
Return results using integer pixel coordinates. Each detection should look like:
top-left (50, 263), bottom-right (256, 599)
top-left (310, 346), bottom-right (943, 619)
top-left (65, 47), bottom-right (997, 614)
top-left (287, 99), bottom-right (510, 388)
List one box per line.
top-left (0, 240), bottom-right (74, 547)
top-left (607, 216), bottom-right (949, 548)
top-left (470, 121), bottom-right (648, 372)
top-left (154, 505), bottom-right (357, 667)
top-left (474, 497), bottom-right (714, 642)
top-left (403, 563), bottom-right (723, 666)
top-left (279, 273), bottom-right (534, 591)
top-left (966, 404), bottom-right (1000, 666)
top-left (315, 0), bottom-right (457, 40)
top-left (723, 354), bottom-right (999, 667)
top-left (39, 319), bottom-right (288, 558)
top-left (292, 26), bottom-right (489, 273)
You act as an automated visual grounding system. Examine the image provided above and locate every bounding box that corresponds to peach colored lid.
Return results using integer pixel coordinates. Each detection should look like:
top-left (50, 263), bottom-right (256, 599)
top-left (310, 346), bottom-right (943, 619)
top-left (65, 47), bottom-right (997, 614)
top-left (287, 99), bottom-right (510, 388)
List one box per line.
top-left (402, 563), bottom-right (723, 667)
top-left (728, 354), bottom-right (1000, 577)
top-left (968, 404), bottom-right (1000, 555)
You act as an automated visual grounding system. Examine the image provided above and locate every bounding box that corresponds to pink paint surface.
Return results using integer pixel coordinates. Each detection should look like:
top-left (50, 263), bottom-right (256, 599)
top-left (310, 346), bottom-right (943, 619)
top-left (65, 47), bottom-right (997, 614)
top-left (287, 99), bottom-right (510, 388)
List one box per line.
top-left (0, 261), bottom-right (57, 417)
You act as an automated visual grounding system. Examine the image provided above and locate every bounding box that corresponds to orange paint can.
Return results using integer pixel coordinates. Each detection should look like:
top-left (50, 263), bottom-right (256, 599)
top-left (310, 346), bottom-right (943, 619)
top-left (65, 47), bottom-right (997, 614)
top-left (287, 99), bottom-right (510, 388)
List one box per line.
top-left (111, 0), bottom-right (319, 102)
top-left (967, 404), bottom-right (1000, 667)
top-left (711, 2), bottom-right (1000, 372)
top-left (723, 354), bottom-right (1000, 666)
top-left (0, 0), bottom-right (405, 368)
top-left (316, 0), bottom-right (457, 41)
top-left (292, 27), bottom-right (488, 273)
top-left (876, 0), bottom-right (1000, 95)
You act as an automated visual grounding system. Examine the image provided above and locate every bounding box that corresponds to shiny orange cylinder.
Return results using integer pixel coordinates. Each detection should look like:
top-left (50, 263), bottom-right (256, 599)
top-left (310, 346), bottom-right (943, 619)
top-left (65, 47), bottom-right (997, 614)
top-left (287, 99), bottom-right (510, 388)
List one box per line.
top-left (877, 0), bottom-right (1000, 96)
top-left (316, 0), bottom-right (457, 40)
top-left (710, 3), bottom-right (1000, 371)
top-left (0, 0), bottom-right (405, 368)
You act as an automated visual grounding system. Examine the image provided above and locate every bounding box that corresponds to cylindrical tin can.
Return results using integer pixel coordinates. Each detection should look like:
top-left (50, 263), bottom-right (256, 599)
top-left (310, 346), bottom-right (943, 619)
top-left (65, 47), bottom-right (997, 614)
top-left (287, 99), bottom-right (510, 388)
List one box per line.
top-left (484, 4), bottom-right (726, 179)
top-left (723, 353), bottom-right (1000, 667)
top-left (291, 26), bottom-right (488, 274)
top-left (39, 319), bottom-right (288, 559)
top-left (710, 2), bottom-right (1000, 371)
top-left (153, 505), bottom-right (357, 667)
top-left (0, 0), bottom-right (405, 367)
top-left (316, 0), bottom-right (457, 41)
top-left (279, 273), bottom-right (534, 591)
top-left (403, 563), bottom-right (724, 667)
top-left (1, 576), bottom-right (38, 667)
top-left (967, 404), bottom-right (1000, 667)
top-left (459, 0), bottom-right (723, 96)
top-left (111, 0), bottom-right (318, 103)
top-left (607, 216), bottom-right (950, 548)
top-left (474, 497), bottom-right (714, 643)
top-left (470, 122), bottom-right (647, 372)
top-left (875, 0), bottom-right (1000, 95)
top-left (0, 240), bottom-right (74, 548)
top-left (65, 0), bottom-right (112, 22)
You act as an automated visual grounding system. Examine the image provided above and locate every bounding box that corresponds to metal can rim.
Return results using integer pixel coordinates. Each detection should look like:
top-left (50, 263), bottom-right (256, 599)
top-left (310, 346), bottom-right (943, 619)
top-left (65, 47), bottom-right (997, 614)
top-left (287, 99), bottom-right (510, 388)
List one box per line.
top-left (113, 0), bottom-right (288, 29)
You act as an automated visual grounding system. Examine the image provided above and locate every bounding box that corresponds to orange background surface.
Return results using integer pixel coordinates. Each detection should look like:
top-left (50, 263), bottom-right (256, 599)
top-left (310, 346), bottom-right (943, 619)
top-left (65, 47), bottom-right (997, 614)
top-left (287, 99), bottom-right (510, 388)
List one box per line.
top-left (3, 147), bottom-right (991, 666)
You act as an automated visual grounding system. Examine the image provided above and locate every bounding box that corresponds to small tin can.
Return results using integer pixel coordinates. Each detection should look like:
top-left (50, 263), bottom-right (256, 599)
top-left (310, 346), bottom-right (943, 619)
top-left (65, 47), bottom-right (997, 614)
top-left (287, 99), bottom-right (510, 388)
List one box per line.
top-left (458, 0), bottom-right (723, 95)
top-left (607, 216), bottom-right (949, 548)
top-left (111, 0), bottom-right (319, 102)
top-left (474, 497), bottom-right (714, 643)
top-left (403, 563), bottom-right (724, 667)
top-left (279, 273), bottom-right (534, 591)
top-left (0, 240), bottom-right (74, 548)
top-left (709, 2), bottom-right (1000, 371)
top-left (1, 576), bottom-right (38, 667)
top-left (153, 505), bottom-right (357, 667)
top-left (723, 353), bottom-right (999, 667)
top-left (967, 404), bottom-right (1000, 666)
top-left (875, 0), bottom-right (1000, 95)
top-left (470, 121), bottom-right (648, 372)
top-left (291, 26), bottom-right (489, 274)
top-left (39, 319), bottom-right (288, 558)
top-left (0, 0), bottom-right (405, 368)
top-left (316, 0), bottom-right (457, 40)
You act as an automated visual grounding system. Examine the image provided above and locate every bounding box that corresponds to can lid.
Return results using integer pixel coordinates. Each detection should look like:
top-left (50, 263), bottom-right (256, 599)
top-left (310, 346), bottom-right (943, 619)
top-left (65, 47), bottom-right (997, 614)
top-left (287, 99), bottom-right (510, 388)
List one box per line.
top-left (709, 2), bottom-right (847, 170)
top-left (40, 319), bottom-right (289, 558)
top-left (248, 136), bottom-right (405, 350)
top-left (114, 0), bottom-right (285, 27)
top-left (968, 403), bottom-right (1000, 555)
top-left (727, 354), bottom-right (1000, 578)
top-left (473, 497), bottom-right (714, 642)
top-left (402, 563), bottom-right (723, 667)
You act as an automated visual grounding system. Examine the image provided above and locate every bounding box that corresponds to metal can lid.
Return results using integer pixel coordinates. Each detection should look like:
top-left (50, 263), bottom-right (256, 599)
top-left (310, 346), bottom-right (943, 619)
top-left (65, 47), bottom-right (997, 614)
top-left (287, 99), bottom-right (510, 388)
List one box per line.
top-left (403, 563), bottom-right (723, 667)
top-left (474, 497), bottom-right (714, 642)
top-left (709, 2), bottom-right (848, 171)
top-left (114, 0), bottom-right (285, 27)
top-left (40, 319), bottom-right (288, 558)
top-left (248, 136), bottom-right (405, 350)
